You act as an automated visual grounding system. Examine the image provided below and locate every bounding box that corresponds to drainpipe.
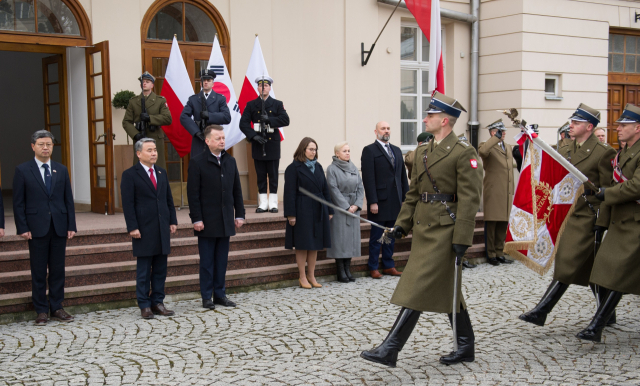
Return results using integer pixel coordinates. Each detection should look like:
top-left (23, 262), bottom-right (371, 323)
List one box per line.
top-left (468, 0), bottom-right (480, 149)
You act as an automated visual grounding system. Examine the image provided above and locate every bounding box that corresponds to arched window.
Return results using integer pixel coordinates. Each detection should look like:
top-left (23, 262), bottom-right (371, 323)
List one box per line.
top-left (0, 0), bottom-right (80, 35)
top-left (147, 2), bottom-right (216, 43)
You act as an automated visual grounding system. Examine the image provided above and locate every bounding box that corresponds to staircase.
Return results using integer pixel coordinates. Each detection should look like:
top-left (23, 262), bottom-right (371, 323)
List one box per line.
top-left (0, 212), bottom-right (485, 317)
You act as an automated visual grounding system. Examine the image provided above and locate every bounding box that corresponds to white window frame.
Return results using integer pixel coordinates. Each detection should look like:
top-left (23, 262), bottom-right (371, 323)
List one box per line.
top-left (545, 74), bottom-right (563, 101)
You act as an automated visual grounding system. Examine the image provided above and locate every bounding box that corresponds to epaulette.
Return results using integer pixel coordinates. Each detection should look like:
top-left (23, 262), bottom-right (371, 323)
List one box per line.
top-left (457, 139), bottom-right (470, 147)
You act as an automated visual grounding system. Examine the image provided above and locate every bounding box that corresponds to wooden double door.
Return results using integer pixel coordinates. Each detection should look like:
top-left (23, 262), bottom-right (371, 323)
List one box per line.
top-left (608, 82), bottom-right (640, 149)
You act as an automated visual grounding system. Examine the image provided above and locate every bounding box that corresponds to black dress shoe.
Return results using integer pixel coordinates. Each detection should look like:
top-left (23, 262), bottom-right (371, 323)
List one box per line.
top-left (202, 299), bottom-right (216, 310)
top-left (214, 297), bottom-right (236, 307)
top-left (496, 256), bottom-right (513, 264)
top-left (255, 208), bottom-right (267, 213)
top-left (462, 261), bottom-right (477, 269)
top-left (487, 257), bottom-right (500, 266)
top-left (269, 208), bottom-right (278, 213)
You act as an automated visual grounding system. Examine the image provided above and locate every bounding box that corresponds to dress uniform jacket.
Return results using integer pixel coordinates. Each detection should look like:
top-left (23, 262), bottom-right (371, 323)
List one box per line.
top-left (180, 91), bottom-right (231, 157)
top-left (478, 136), bottom-right (515, 221)
top-left (553, 134), bottom-right (615, 286)
top-left (239, 96), bottom-right (290, 161)
top-left (590, 139), bottom-right (640, 295)
top-left (122, 92), bottom-right (172, 169)
top-left (404, 150), bottom-right (415, 178)
top-left (391, 132), bottom-right (481, 313)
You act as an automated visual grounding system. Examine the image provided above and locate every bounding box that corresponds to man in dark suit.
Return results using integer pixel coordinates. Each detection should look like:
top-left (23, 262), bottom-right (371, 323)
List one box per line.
top-left (361, 121), bottom-right (409, 278)
top-left (121, 138), bottom-right (178, 319)
top-left (239, 76), bottom-right (290, 213)
top-left (180, 69), bottom-right (231, 157)
top-left (187, 125), bottom-right (245, 310)
top-left (13, 130), bottom-right (77, 325)
top-left (0, 186), bottom-right (4, 238)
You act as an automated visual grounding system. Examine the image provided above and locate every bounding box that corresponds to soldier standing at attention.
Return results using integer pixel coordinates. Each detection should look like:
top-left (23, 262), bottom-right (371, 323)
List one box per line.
top-left (122, 72), bottom-right (172, 170)
top-left (360, 92), bottom-right (481, 367)
top-left (577, 103), bottom-right (640, 343)
top-left (239, 76), bottom-right (290, 213)
top-left (519, 103), bottom-right (615, 329)
top-left (479, 119), bottom-right (515, 266)
top-left (404, 131), bottom-right (433, 178)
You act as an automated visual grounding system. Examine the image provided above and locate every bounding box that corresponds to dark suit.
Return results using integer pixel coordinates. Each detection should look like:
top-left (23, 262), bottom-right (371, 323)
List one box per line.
top-left (13, 159), bottom-right (76, 314)
top-left (121, 163), bottom-right (178, 308)
top-left (0, 186), bottom-right (4, 231)
top-left (180, 91), bottom-right (231, 157)
top-left (187, 151), bottom-right (245, 300)
top-left (361, 141), bottom-right (409, 270)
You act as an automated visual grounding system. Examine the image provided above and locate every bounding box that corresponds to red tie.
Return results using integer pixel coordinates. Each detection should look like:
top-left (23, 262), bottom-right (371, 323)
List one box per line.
top-left (148, 168), bottom-right (157, 190)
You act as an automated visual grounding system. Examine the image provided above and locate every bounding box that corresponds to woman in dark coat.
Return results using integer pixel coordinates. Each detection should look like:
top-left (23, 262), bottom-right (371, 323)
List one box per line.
top-left (284, 137), bottom-right (334, 289)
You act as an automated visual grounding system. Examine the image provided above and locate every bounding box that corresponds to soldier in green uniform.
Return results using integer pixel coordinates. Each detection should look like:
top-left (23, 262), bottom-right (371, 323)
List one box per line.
top-left (123, 72), bottom-right (172, 170)
top-left (519, 103), bottom-right (616, 328)
top-left (403, 131), bottom-right (433, 178)
top-left (360, 92), bottom-right (481, 367)
top-left (577, 103), bottom-right (640, 343)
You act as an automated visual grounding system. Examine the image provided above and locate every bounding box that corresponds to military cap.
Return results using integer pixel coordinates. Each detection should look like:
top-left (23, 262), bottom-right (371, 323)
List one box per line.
top-left (417, 132), bottom-right (434, 143)
top-left (558, 121), bottom-right (570, 134)
top-left (616, 103), bottom-right (640, 123)
top-left (425, 91), bottom-right (467, 118)
top-left (485, 119), bottom-right (506, 131)
top-left (569, 103), bottom-right (600, 127)
top-left (199, 69), bottom-right (217, 80)
top-left (138, 71), bottom-right (155, 83)
top-left (255, 76), bottom-right (273, 85)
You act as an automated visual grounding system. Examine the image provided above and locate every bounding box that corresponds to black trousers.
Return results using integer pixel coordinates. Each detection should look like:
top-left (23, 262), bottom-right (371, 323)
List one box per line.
top-left (136, 254), bottom-right (168, 309)
top-left (255, 159), bottom-right (279, 193)
top-left (198, 236), bottom-right (230, 300)
top-left (28, 221), bottom-right (67, 314)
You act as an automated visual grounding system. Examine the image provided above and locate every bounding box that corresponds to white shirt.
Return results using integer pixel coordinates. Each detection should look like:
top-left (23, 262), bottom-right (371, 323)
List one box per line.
top-left (34, 157), bottom-right (52, 183)
top-left (140, 162), bottom-right (156, 183)
top-left (204, 91), bottom-right (210, 99)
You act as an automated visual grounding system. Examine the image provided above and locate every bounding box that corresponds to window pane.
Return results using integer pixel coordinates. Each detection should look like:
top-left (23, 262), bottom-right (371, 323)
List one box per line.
top-left (37, 0), bottom-right (80, 35)
top-left (626, 55), bottom-right (635, 73)
top-left (421, 30), bottom-right (430, 62)
top-left (48, 104), bottom-right (60, 124)
top-left (46, 61), bottom-right (58, 82)
top-left (91, 52), bottom-right (102, 74)
top-left (612, 54), bottom-right (624, 72)
top-left (611, 34), bottom-right (624, 53)
top-left (184, 3), bottom-right (216, 43)
top-left (545, 78), bottom-right (555, 93)
top-left (48, 83), bottom-right (60, 103)
top-left (401, 27), bottom-right (417, 61)
top-left (96, 167), bottom-right (106, 188)
top-left (421, 70), bottom-right (429, 94)
top-left (147, 3), bottom-right (183, 41)
top-left (194, 59), bottom-right (208, 93)
top-left (401, 122), bottom-right (418, 146)
top-left (422, 96), bottom-right (431, 119)
top-left (401, 70), bottom-right (417, 94)
top-left (401, 96), bottom-right (417, 119)
top-left (0, 0), bottom-right (36, 32)
top-left (608, 55), bottom-right (612, 72)
top-left (626, 36), bottom-right (637, 54)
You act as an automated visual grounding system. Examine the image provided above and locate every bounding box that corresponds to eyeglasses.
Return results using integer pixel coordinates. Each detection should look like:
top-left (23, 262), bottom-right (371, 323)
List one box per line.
top-left (35, 143), bottom-right (53, 148)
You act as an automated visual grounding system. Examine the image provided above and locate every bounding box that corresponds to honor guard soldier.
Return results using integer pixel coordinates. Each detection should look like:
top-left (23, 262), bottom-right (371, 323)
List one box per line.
top-left (361, 92), bottom-right (481, 367)
top-left (557, 122), bottom-right (572, 149)
top-left (520, 103), bottom-right (616, 329)
top-left (479, 119), bottom-right (516, 266)
top-left (180, 69), bottom-right (231, 157)
top-left (122, 72), bottom-right (172, 170)
top-left (239, 76), bottom-right (290, 213)
top-left (577, 103), bottom-right (640, 342)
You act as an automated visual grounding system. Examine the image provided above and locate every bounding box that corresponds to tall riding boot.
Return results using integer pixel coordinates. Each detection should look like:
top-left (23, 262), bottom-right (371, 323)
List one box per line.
top-left (440, 307), bottom-right (475, 365)
top-left (577, 290), bottom-right (623, 343)
top-left (519, 280), bottom-right (569, 326)
top-left (591, 284), bottom-right (616, 326)
top-left (360, 307), bottom-right (421, 367)
top-left (344, 258), bottom-right (356, 282)
top-left (335, 259), bottom-right (349, 283)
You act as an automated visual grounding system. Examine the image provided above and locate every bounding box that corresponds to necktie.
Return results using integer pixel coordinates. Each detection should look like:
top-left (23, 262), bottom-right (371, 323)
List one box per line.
top-left (148, 168), bottom-right (157, 190)
top-left (43, 164), bottom-right (51, 195)
top-left (386, 144), bottom-right (395, 167)
top-left (205, 93), bottom-right (209, 99)
top-left (500, 142), bottom-right (505, 151)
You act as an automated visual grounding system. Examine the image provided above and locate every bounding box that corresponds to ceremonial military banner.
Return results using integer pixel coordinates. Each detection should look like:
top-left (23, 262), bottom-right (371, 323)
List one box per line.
top-left (504, 131), bottom-right (584, 275)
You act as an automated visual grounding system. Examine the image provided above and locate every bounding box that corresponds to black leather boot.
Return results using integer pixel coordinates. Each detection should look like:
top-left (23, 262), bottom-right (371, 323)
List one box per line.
top-left (335, 259), bottom-right (349, 283)
top-left (440, 307), bottom-right (475, 365)
top-left (519, 280), bottom-right (569, 326)
top-left (360, 308), bottom-right (421, 367)
top-left (591, 284), bottom-right (616, 326)
top-left (344, 258), bottom-right (356, 282)
top-left (577, 290), bottom-right (623, 343)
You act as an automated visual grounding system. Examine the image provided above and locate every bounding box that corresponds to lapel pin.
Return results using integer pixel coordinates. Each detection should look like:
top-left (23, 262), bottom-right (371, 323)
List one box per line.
top-left (446, 146), bottom-right (450, 149)
top-left (158, 171), bottom-right (162, 174)
top-left (53, 170), bottom-right (57, 173)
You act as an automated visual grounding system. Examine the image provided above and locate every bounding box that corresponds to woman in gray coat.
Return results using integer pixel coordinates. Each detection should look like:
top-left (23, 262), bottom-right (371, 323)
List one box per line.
top-left (326, 142), bottom-right (365, 282)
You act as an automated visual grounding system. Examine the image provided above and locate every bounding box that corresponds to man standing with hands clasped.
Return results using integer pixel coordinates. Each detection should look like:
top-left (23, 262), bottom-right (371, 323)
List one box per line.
top-left (121, 138), bottom-right (178, 319)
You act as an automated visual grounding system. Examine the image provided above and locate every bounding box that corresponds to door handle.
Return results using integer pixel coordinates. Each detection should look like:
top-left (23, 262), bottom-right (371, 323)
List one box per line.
top-left (95, 133), bottom-right (106, 142)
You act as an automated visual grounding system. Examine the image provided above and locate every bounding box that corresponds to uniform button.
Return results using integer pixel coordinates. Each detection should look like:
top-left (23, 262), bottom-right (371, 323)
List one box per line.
top-left (428, 223), bottom-right (431, 226)
top-left (417, 221), bottom-right (420, 224)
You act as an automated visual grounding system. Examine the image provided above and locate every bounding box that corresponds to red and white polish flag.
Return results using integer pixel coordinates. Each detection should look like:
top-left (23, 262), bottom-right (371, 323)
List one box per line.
top-left (405, 0), bottom-right (445, 94)
top-left (160, 36), bottom-right (195, 158)
top-left (207, 35), bottom-right (244, 150)
top-left (237, 36), bottom-right (285, 140)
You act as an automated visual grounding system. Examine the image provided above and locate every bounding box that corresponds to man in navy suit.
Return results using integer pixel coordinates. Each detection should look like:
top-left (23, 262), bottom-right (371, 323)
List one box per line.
top-left (180, 69), bottom-right (231, 157)
top-left (361, 121), bottom-right (409, 278)
top-left (13, 130), bottom-right (77, 325)
top-left (121, 138), bottom-right (178, 319)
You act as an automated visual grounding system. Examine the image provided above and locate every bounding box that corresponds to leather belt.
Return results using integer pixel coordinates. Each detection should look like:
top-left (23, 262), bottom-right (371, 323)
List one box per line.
top-left (421, 193), bottom-right (457, 203)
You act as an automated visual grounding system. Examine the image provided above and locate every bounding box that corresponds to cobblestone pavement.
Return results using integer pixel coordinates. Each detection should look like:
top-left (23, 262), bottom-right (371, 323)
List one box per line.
top-left (0, 262), bottom-right (638, 386)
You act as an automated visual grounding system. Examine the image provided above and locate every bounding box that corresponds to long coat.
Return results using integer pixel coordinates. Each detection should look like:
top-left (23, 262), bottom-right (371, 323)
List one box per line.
top-left (325, 157), bottom-right (365, 259)
top-left (553, 134), bottom-right (615, 286)
top-left (122, 92), bottom-right (172, 169)
top-left (391, 132), bottom-right (481, 313)
top-left (239, 96), bottom-right (290, 161)
top-left (478, 136), bottom-right (515, 221)
top-left (180, 91), bottom-right (231, 157)
top-left (284, 160), bottom-right (334, 250)
top-left (187, 151), bottom-right (245, 238)
top-left (120, 163), bottom-right (178, 257)
top-left (590, 138), bottom-right (640, 295)
top-left (361, 141), bottom-right (409, 223)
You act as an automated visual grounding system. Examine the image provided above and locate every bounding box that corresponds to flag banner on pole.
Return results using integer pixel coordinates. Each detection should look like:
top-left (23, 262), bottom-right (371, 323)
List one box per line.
top-left (237, 36), bottom-right (285, 140)
top-left (504, 128), bottom-right (584, 275)
top-left (208, 36), bottom-right (244, 150)
top-left (405, 0), bottom-right (444, 94)
top-left (161, 37), bottom-right (194, 158)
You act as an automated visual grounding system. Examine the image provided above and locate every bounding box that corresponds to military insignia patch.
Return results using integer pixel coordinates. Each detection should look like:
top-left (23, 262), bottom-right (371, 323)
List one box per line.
top-left (470, 159), bottom-right (478, 169)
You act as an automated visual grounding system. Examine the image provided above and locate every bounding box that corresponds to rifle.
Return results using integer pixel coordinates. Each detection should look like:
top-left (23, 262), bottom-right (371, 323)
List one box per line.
top-left (260, 81), bottom-right (268, 157)
top-left (135, 74), bottom-right (148, 139)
